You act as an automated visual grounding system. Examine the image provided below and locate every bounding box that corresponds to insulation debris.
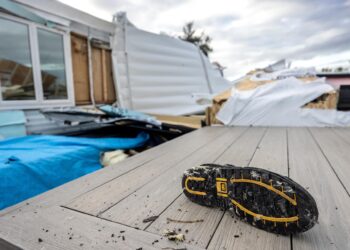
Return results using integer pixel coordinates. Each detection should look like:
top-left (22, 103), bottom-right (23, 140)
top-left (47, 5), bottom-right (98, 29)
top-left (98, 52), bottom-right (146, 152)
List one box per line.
top-left (206, 61), bottom-right (350, 127)
top-left (163, 230), bottom-right (185, 242)
top-left (101, 150), bottom-right (128, 167)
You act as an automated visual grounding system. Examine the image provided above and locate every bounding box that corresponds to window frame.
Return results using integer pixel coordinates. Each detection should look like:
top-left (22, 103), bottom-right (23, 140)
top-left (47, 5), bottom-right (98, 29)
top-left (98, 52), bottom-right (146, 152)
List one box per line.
top-left (0, 13), bottom-right (75, 110)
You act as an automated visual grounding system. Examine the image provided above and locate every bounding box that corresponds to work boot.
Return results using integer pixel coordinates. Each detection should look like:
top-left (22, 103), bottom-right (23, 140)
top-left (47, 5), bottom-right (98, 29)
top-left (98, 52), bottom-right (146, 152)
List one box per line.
top-left (182, 164), bottom-right (318, 235)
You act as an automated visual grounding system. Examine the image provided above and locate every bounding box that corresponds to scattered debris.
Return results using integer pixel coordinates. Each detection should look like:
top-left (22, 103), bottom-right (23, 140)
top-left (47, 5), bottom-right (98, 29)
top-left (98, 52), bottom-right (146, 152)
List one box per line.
top-left (111, 233), bottom-right (115, 237)
top-left (152, 239), bottom-right (159, 245)
top-left (163, 229), bottom-right (185, 242)
top-left (122, 236), bottom-right (125, 241)
top-left (136, 248), bottom-right (143, 250)
top-left (142, 215), bottom-right (159, 223)
top-left (234, 234), bottom-right (240, 238)
top-left (120, 230), bottom-right (125, 233)
top-left (166, 218), bottom-right (204, 223)
top-left (101, 150), bottom-right (128, 167)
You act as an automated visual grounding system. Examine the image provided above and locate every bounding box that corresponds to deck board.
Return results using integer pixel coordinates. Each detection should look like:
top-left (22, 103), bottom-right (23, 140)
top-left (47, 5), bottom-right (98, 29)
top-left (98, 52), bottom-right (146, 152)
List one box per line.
top-left (0, 206), bottom-right (200, 250)
top-left (0, 127), bottom-right (216, 217)
top-left (99, 127), bottom-right (247, 234)
top-left (310, 127), bottom-right (350, 194)
top-left (208, 127), bottom-right (291, 250)
top-left (0, 126), bottom-right (349, 249)
top-left (288, 128), bottom-right (350, 250)
top-left (65, 127), bottom-right (225, 216)
top-left (146, 127), bottom-right (268, 249)
top-left (143, 127), bottom-right (248, 248)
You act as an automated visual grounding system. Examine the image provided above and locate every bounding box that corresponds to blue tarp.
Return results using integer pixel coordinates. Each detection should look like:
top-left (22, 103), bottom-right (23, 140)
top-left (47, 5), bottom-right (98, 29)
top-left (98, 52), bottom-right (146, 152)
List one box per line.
top-left (0, 133), bottom-right (149, 210)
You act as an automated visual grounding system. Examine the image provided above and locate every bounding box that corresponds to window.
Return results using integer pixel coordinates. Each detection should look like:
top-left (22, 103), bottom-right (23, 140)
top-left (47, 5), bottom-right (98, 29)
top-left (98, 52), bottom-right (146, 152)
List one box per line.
top-left (38, 29), bottom-right (67, 100)
top-left (0, 18), bottom-right (35, 100)
top-left (0, 14), bottom-right (73, 109)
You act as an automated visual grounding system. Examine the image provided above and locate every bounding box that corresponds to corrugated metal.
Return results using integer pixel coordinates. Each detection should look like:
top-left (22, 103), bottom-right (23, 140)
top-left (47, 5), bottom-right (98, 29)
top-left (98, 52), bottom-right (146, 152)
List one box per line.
top-left (111, 13), bottom-right (230, 115)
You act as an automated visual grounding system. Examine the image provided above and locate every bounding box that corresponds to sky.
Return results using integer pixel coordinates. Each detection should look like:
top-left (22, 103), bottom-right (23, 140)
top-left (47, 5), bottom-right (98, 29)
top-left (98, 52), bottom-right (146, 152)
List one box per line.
top-left (59, 0), bottom-right (350, 79)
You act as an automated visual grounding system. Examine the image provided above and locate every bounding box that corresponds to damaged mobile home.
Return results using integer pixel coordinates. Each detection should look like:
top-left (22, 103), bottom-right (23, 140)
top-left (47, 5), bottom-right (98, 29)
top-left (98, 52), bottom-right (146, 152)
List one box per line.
top-left (0, 0), bottom-right (229, 137)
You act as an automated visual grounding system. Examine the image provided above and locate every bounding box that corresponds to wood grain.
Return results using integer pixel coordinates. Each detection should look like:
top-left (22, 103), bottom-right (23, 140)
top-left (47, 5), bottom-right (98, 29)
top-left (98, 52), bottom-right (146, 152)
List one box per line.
top-left (310, 127), bottom-right (350, 194)
top-left (2, 127), bottom-right (350, 250)
top-left (65, 127), bottom-right (226, 215)
top-left (101, 127), bottom-right (246, 238)
top-left (288, 128), bottom-right (350, 250)
top-left (0, 206), bottom-right (202, 250)
top-left (146, 127), bottom-right (265, 249)
top-left (208, 128), bottom-right (291, 250)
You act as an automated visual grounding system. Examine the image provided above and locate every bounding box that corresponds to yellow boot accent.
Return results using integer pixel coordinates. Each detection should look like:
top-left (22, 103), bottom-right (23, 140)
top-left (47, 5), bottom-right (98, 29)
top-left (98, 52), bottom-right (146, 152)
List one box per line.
top-left (231, 178), bottom-right (297, 206)
top-left (184, 176), bottom-right (206, 196)
top-left (231, 199), bottom-right (299, 223)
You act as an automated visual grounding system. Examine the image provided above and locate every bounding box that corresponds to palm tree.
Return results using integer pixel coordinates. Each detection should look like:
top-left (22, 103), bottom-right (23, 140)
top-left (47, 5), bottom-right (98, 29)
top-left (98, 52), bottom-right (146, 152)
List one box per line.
top-left (179, 22), bottom-right (213, 57)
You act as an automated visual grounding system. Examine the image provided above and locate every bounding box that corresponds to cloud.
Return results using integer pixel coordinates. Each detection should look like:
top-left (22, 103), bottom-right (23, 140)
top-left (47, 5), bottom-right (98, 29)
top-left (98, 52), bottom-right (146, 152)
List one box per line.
top-left (59, 0), bottom-right (350, 79)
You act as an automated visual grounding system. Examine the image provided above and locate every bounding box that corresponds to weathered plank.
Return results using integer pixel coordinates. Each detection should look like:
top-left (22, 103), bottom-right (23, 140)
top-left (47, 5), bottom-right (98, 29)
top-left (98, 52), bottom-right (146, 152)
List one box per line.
top-left (208, 127), bottom-right (291, 250)
top-left (288, 128), bottom-right (350, 250)
top-left (65, 127), bottom-right (226, 215)
top-left (147, 127), bottom-right (267, 249)
top-left (0, 206), bottom-right (202, 250)
top-left (147, 195), bottom-right (223, 248)
top-left (215, 127), bottom-right (267, 166)
top-left (100, 127), bottom-right (246, 234)
top-left (0, 127), bottom-right (218, 217)
top-left (2, 127), bottom-right (350, 250)
top-left (310, 127), bottom-right (350, 194)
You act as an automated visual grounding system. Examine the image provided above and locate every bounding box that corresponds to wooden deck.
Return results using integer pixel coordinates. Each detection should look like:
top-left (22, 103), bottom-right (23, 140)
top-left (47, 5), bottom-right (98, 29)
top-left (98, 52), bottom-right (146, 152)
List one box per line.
top-left (1, 127), bottom-right (350, 249)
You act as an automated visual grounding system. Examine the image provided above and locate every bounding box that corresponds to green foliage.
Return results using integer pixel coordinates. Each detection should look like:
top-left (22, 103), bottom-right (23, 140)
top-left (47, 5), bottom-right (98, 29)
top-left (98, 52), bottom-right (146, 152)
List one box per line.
top-left (179, 21), bottom-right (213, 57)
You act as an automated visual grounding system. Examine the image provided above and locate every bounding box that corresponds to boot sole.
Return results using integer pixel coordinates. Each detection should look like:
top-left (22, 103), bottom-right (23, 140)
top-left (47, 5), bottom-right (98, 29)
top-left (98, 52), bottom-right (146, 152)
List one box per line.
top-left (182, 164), bottom-right (318, 235)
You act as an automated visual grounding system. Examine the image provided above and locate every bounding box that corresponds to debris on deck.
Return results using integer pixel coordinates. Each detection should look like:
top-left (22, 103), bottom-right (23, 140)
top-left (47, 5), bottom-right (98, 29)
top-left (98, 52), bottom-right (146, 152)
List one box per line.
top-left (166, 218), bottom-right (204, 224)
top-left (163, 230), bottom-right (185, 242)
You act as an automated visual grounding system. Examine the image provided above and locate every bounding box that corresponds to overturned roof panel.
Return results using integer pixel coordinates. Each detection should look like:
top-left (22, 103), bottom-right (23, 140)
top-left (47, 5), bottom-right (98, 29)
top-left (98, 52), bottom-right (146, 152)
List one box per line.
top-left (111, 13), bottom-right (230, 115)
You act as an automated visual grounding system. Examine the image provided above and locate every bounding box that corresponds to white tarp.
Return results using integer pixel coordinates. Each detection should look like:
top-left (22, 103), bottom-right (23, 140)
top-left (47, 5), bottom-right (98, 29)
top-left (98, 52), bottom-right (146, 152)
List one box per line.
top-left (111, 13), bottom-right (229, 115)
top-left (217, 77), bottom-right (350, 127)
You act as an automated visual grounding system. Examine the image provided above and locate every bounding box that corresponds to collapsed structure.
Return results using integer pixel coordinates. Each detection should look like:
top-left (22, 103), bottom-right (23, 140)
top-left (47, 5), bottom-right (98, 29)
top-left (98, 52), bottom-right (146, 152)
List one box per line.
top-left (111, 13), bottom-right (229, 115)
top-left (207, 60), bottom-right (350, 127)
